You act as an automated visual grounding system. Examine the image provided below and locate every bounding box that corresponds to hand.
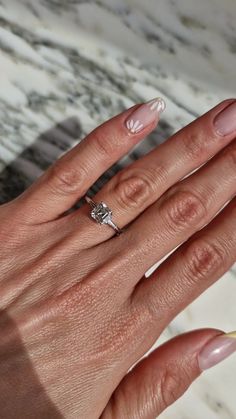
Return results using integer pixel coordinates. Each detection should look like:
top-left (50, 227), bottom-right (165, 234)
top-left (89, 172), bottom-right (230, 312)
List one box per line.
top-left (1, 98), bottom-right (236, 419)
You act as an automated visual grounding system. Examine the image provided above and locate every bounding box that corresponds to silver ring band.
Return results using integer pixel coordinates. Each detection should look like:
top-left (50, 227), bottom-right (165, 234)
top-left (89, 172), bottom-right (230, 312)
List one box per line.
top-left (85, 196), bottom-right (122, 236)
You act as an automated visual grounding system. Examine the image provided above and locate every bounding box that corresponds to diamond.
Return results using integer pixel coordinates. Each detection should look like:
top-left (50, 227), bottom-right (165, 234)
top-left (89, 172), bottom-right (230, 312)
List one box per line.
top-left (91, 202), bottom-right (112, 225)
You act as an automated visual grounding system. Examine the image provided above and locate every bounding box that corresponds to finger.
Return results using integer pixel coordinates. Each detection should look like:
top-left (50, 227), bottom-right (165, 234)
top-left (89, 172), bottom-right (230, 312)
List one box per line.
top-left (102, 329), bottom-right (229, 419)
top-left (133, 195), bottom-right (236, 328)
top-left (14, 98), bottom-right (165, 224)
top-left (75, 99), bottom-right (236, 244)
top-left (114, 134), bottom-right (236, 288)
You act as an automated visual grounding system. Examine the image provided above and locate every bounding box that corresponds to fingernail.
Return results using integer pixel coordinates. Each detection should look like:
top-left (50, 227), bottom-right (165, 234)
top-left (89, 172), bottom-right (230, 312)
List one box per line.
top-left (125, 97), bottom-right (166, 134)
top-left (214, 101), bottom-right (236, 136)
top-left (198, 331), bottom-right (236, 371)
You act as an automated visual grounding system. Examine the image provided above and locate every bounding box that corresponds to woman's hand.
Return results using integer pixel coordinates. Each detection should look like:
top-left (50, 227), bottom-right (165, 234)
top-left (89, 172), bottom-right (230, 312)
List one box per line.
top-left (1, 98), bottom-right (236, 419)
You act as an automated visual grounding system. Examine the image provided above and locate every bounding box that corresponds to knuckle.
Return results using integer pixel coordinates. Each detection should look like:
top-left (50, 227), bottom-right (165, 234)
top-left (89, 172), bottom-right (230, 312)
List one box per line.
top-left (115, 175), bottom-right (151, 210)
top-left (158, 367), bottom-right (187, 411)
top-left (184, 238), bottom-right (226, 282)
top-left (92, 130), bottom-right (117, 159)
top-left (161, 189), bottom-right (206, 232)
top-left (47, 160), bottom-right (87, 195)
top-left (181, 129), bottom-right (209, 161)
top-left (114, 165), bottom-right (168, 210)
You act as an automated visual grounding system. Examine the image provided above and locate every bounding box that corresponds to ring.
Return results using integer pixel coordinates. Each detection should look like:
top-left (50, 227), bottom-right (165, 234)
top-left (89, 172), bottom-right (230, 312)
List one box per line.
top-left (85, 196), bottom-right (123, 236)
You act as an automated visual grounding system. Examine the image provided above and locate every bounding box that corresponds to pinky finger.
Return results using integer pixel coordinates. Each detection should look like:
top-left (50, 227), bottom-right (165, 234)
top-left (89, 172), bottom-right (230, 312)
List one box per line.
top-left (133, 195), bottom-right (236, 329)
top-left (101, 329), bottom-right (236, 419)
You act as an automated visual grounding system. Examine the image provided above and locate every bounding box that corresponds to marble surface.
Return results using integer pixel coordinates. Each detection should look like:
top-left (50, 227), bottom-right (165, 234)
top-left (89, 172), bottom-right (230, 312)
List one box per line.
top-left (0, 0), bottom-right (236, 418)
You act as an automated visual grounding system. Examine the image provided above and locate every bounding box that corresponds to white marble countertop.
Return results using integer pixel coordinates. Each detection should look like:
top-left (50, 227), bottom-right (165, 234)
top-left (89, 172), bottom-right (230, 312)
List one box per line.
top-left (0, 1), bottom-right (235, 418)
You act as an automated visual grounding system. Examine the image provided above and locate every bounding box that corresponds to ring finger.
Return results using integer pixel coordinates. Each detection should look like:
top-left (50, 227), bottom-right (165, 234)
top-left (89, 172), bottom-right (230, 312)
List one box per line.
top-left (102, 135), bottom-right (236, 291)
top-left (75, 99), bottom-right (236, 245)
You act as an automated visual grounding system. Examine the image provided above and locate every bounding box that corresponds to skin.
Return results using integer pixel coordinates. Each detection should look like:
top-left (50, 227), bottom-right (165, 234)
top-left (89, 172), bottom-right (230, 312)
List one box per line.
top-left (0, 99), bottom-right (236, 418)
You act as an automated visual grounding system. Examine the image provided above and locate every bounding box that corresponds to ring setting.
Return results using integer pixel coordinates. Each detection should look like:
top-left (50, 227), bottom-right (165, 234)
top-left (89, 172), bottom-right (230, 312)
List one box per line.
top-left (85, 196), bottom-right (122, 235)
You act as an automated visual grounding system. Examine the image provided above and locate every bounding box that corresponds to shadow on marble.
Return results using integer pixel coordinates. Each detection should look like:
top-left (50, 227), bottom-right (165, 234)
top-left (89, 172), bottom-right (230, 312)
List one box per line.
top-left (0, 116), bottom-right (82, 205)
top-left (0, 115), bottom-right (171, 207)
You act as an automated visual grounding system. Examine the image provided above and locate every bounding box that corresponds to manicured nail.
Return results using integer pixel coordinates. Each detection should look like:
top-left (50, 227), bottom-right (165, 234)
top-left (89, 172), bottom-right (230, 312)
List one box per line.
top-left (125, 97), bottom-right (166, 134)
top-left (214, 101), bottom-right (236, 136)
top-left (198, 331), bottom-right (236, 371)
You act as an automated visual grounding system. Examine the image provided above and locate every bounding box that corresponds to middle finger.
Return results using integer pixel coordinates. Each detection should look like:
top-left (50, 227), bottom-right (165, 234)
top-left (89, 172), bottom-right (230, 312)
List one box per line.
top-left (106, 136), bottom-right (236, 287)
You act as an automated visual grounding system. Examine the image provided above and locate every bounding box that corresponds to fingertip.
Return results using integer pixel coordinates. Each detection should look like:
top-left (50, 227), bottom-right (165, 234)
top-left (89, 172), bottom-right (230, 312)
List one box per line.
top-left (125, 97), bottom-right (166, 135)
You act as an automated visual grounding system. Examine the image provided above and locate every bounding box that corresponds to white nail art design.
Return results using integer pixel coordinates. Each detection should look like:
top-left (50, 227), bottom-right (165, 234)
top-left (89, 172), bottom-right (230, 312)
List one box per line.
top-left (126, 97), bottom-right (166, 134)
top-left (126, 119), bottom-right (144, 133)
top-left (149, 97), bottom-right (166, 113)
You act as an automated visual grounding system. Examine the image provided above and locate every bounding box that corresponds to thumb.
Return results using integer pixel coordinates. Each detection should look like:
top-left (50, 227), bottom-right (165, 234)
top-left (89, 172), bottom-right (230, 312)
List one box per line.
top-left (102, 329), bottom-right (236, 419)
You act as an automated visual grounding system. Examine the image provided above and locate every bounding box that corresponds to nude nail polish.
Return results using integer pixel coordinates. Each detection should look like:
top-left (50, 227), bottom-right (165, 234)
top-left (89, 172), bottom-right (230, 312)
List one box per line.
top-left (198, 331), bottom-right (236, 371)
top-left (214, 101), bottom-right (236, 136)
top-left (125, 97), bottom-right (166, 134)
